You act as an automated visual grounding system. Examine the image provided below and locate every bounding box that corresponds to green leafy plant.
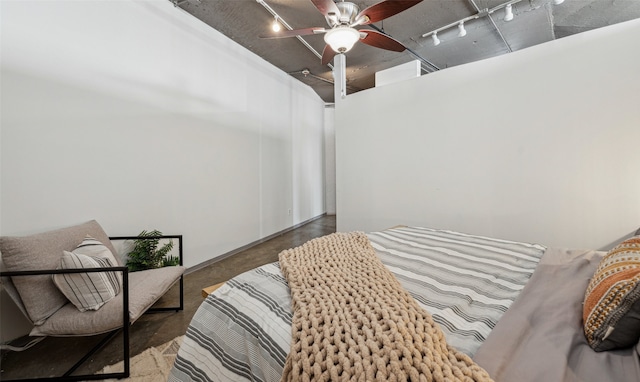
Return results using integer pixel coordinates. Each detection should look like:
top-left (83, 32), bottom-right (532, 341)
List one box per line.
top-left (126, 230), bottom-right (179, 271)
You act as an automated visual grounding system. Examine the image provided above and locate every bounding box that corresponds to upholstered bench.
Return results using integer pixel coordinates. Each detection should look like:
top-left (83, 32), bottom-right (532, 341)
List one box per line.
top-left (0, 220), bottom-right (186, 381)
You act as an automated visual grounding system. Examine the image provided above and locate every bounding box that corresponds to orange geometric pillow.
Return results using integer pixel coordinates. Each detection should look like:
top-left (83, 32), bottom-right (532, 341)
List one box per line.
top-left (583, 236), bottom-right (640, 351)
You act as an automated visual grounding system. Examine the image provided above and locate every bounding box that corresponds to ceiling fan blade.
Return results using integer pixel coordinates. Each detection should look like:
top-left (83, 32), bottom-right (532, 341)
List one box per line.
top-left (321, 45), bottom-right (337, 66)
top-left (359, 30), bottom-right (406, 52)
top-left (259, 27), bottom-right (326, 39)
top-left (355, 0), bottom-right (423, 25)
top-left (310, 0), bottom-right (341, 19)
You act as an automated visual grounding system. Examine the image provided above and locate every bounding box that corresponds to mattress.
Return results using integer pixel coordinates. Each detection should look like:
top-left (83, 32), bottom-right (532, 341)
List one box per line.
top-left (169, 226), bottom-right (546, 382)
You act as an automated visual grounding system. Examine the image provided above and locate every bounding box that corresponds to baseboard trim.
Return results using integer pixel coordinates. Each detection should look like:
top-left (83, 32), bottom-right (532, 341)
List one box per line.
top-left (185, 213), bottom-right (328, 274)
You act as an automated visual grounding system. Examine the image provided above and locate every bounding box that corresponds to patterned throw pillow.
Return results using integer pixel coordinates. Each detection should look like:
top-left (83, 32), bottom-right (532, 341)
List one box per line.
top-left (72, 235), bottom-right (123, 286)
top-left (52, 236), bottom-right (123, 312)
top-left (52, 251), bottom-right (121, 312)
top-left (583, 236), bottom-right (640, 351)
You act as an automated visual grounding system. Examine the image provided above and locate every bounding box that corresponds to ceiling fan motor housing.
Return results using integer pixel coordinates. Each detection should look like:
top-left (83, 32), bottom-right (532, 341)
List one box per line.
top-left (325, 2), bottom-right (361, 27)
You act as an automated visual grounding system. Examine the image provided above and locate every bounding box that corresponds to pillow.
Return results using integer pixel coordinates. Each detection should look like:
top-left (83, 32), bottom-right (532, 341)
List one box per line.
top-left (583, 235), bottom-right (640, 351)
top-left (72, 235), bottom-right (123, 286)
top-left (0, 220), bottom-right (119, 324)
top-left (52, 251), bottom-right (121, 312)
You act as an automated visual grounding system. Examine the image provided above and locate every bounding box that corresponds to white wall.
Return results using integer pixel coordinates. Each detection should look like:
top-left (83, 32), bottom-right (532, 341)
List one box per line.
top-left (375, 60), bottom-right (421, 88)
top-left (1, 0), bottom-right (325, 341)
top-left (337, 18), bottom-right (640, 250)
top-left (324, 107), bottom-right (336, 215)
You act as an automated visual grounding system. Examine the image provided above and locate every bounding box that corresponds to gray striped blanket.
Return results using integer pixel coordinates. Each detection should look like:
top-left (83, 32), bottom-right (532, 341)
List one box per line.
top-left (169, 226), bottom-right (546, 382)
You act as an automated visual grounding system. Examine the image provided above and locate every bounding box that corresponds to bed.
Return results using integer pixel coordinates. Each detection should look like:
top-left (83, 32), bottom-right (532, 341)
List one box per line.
top-left (168, 226), bottom-right (640, 382)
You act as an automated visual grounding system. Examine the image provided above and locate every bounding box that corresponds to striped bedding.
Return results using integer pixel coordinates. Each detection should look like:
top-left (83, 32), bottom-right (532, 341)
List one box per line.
top-left (169, 226), bottom-right (546, 382)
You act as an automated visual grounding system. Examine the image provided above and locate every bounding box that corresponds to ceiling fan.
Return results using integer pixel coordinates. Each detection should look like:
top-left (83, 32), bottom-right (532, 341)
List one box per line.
top-left (260, 0), bottom-right (423, 65)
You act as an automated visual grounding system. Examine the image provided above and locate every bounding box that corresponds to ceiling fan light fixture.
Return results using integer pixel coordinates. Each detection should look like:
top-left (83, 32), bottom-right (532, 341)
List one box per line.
top-left (457, 22), bottom-right (467, 38)
top-left (324, 27), bottom-right (360, 53)
top-left (432, 32), bottom-right (441, 46)
top-left (504, 4), bottom-right (514, 21)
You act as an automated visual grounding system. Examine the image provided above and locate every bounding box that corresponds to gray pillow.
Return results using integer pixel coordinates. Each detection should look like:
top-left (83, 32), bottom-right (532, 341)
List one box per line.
top-left (0, 220), bottom-right (118, 325)
top-left (53, 251), bottom-right (121, 312)
top-left (70, 235), bottom-right (123, 287)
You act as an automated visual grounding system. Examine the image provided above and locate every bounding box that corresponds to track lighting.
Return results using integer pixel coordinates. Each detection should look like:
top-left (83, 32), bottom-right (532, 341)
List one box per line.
top-left (457, 22), bottom-right (466, 38)
top-left (271, 16), bottom-right (281, 32)
top-left (432, 32), bottom-right (440, 46)
top-left (504, 4), bottom-right (513, 21)
top-left (422, 0), bottom-right (525, 46)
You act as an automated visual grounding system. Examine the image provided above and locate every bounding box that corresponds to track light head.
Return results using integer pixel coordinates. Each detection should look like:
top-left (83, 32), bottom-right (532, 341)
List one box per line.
top-left (457, 22), bottom-right (467, 38)
top-left (272, 17), bottom-right (281, 32)
top-left (504, 4), bottom-right (514, 21)
top-left (432, 32), bottom-right (441, 46)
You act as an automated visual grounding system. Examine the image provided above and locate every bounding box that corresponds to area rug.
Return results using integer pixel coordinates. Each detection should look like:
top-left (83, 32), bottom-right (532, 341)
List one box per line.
top-left (97, 335), bottom-right (183, 381)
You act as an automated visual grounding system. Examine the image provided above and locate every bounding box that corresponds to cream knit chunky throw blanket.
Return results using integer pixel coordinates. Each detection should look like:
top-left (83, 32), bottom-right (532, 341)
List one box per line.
top-left (278, 231), bottom-right (493, 382)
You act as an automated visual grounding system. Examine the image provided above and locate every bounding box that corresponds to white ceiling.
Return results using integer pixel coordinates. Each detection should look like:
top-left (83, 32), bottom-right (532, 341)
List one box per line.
top-left (175, 0), bottom-right (640, 103)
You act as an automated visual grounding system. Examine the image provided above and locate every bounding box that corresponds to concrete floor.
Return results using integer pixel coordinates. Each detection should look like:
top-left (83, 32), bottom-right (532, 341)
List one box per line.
top-left (0, 215), bottom-right (336, 380)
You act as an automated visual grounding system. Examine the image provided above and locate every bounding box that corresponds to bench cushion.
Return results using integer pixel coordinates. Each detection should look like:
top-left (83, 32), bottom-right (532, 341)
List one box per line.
top-left (31, 265), bottom-right (185, 336)
top-left (0, 220), bottom-right (120, 325)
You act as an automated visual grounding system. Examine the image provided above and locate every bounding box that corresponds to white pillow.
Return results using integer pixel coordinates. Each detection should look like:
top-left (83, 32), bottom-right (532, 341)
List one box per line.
top-left (52, 242), bottom-right (122, 312)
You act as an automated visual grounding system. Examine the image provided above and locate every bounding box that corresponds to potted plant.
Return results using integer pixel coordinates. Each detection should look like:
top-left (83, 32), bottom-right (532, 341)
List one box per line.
top-left (126, 230), bottom-right (180, 271)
